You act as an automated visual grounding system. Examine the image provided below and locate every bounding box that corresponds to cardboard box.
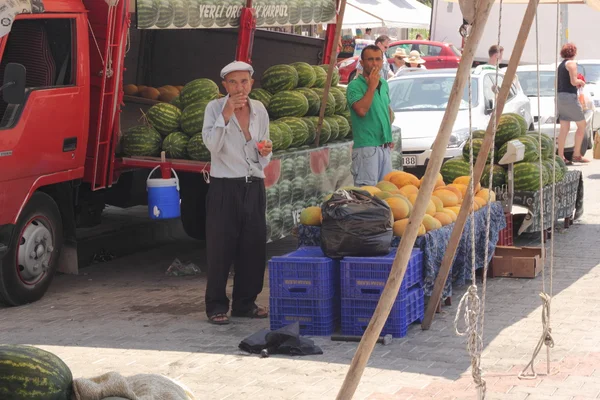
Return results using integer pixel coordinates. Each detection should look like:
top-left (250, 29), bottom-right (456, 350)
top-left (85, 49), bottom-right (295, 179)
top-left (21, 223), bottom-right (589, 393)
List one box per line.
top-left (491, 246), bottom-right (544, 278)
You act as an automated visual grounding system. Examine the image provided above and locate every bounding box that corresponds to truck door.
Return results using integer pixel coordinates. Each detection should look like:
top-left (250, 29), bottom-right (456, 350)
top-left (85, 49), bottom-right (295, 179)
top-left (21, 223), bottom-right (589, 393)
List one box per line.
top-left (0, 15), bottom-right (87, 224)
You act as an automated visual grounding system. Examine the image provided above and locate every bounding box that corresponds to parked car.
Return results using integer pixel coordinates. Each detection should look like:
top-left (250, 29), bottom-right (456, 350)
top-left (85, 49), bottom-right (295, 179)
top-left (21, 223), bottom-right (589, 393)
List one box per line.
top-left (576, 60), bottom-right (600, 133)
top-left (514, 64), bottom-right (594, 159)
top-left (389, 67), bottom-right (533, 177)
top-left (336, 40), bottom-right (462, 84)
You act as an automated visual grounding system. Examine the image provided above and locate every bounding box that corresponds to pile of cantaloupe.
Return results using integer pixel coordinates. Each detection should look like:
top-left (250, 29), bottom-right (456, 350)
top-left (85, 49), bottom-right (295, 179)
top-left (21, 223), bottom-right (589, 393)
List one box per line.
top-left (298, 170), bottom-right (496, 237)
top-left (124, 84), bottom-right (184, 103)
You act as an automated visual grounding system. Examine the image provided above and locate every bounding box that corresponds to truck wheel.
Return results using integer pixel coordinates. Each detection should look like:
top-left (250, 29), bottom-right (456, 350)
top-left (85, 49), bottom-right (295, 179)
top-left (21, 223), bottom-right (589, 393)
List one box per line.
top-left (0, 192), bottom-right (63, 306)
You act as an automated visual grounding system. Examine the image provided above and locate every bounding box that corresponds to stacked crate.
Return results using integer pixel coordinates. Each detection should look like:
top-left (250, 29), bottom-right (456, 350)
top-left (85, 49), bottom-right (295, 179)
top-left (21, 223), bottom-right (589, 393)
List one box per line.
top-left (340, 248), bottom-right (424, 338)
top-left (268, 247), bottom-right (339, 336)
top-left (497, 213), bottom-right (514, 246)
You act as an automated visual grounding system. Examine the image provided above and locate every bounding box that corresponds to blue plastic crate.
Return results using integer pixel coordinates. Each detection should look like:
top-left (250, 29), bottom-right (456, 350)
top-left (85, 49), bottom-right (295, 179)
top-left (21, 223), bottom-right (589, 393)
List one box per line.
top-left (269, 247), bottom-right (339, 299)
top-left (269, 297), bottom-right (339, 336)
top-left (340, 286), bottom-right (424, 338)
top-left (340, 248), bottom-right (423, 300)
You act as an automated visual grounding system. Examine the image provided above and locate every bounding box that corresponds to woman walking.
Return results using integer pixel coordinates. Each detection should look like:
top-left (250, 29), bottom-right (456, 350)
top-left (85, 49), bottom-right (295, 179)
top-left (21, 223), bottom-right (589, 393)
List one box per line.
top-left (557, 43), bottom-right (589, 164)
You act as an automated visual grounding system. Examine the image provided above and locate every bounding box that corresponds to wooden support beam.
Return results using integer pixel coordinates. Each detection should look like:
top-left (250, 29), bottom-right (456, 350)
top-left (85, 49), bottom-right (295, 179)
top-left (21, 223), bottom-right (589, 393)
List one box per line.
top-left (421, 0), bottom-right (542, 331)
top-left (334, 0), bottom-right (498, 397)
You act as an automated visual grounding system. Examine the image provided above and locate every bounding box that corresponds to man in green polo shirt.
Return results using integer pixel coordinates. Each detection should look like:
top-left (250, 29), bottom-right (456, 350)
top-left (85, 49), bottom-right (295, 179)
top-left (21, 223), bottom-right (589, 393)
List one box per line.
top-left (346, 44), bottom-right (395, 186)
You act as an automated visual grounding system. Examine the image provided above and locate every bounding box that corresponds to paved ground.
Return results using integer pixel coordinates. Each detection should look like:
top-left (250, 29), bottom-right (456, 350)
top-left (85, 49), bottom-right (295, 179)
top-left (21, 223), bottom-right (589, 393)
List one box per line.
top-left (2, 158), bottom-right (600, 400)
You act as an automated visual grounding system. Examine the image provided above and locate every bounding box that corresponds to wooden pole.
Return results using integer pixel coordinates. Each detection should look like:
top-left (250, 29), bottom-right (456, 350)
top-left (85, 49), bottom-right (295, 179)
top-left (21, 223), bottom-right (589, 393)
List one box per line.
top-left (421, 0), bottom-right (541, 331)
top-left (315, 0), bottom-right (347, 147)
top-left (334, 0), bottom-right (497, 397)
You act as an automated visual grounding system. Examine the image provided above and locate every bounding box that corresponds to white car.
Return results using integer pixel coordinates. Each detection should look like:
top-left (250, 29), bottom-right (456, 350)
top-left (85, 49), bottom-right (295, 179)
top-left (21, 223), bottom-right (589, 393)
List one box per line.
top-left (389, 67), bottom-right (533, 175)
top-left (515, 64), bottom-right (594, 157)
top-left (576, 60), bottom-right (600, 132)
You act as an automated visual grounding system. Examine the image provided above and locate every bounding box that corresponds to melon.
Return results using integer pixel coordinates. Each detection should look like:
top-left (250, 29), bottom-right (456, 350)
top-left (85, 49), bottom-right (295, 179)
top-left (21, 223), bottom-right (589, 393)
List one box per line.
top-left (137, 0), bottom-right (161, 28)
top-left (181, 100), bottom-right (211, 136)
top-left (162, 131), bottom-right (189, 159)
top-left (442, 208), bottom-right (458, 222)
top-left (147, 102), bottom-right (182, 135)
top-left (180, 78), bottom-right (220, 108)
top-left (433, 189), bottom-right (459, 207)
top-left (249, 88), bottom-right (273, 109)
top-left (434, 212), bottom-right (453, 226)
top-left (376, 181), bottom-right (397, 192)
top-left (268, 90), bottom-right (309, 118)
top-left (476, 188), bottom-right (496, 202)
top-left (261, 64), bottom-right (299, 94)
top-left (124, 84), bottom-right (139, 96)
top-left (430, 195), bottom-right (444, 212)
top-left (121, 125), bottom-right (162, 157)
top-left (187, 133), bottom-right (211, 160)
top-left (291, 62), bottom-right (317, 88)
top-left (422, 214), bottom-right (442, 232)
top-left (385, 197), bottom-right (410, 220)
top-left (398, 184), bottom-right (419, 197)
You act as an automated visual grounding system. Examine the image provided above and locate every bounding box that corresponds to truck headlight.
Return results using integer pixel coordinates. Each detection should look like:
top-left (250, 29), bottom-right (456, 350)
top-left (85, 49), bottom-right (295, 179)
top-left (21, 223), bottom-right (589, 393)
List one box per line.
top-left (447, 128), bottom-right (472, 148)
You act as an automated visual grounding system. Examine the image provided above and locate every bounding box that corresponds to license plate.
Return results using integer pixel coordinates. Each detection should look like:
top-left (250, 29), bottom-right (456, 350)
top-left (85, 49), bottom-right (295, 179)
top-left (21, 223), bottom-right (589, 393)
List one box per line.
top-left (402, 155), bottom-right (418, 167)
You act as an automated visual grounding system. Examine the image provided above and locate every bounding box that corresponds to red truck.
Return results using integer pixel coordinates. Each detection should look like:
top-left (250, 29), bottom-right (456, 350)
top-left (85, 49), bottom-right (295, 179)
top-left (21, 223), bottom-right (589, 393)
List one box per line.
top-left (0, 0), bottom-right (341, 306)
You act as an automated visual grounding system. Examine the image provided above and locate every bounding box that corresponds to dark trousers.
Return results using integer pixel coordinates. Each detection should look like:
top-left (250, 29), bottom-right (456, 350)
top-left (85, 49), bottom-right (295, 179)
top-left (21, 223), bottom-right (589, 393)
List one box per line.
top-left (205, 177), bottom-right (267, 317)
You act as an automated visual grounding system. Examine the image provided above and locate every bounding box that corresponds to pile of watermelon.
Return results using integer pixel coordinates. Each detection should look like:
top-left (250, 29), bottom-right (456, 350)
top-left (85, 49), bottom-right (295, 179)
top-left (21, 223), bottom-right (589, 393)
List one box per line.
top-left (441, 113), bottom-right (567, 192)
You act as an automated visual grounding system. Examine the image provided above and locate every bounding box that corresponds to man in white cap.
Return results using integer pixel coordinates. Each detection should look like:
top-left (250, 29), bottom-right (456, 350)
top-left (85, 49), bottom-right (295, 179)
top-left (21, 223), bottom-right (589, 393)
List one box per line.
top-left (202, 61), bottom-right (272, 325)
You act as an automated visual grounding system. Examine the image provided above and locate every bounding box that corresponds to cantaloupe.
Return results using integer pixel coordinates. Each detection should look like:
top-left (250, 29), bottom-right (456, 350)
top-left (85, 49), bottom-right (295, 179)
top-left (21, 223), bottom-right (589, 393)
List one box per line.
top-left (420, 173), bottom-right (445, 188)
top-left (393, 218), bottom-right (410, 237)
top-left (140, 86), bottom-right (160, 100)
top-left (418, 224), bottom-right (426, 236)
top-left (383, 170), bottom-right (402, 182)
top-left (474, 197), bottom-right (487, 208)
top-left (430, 195), bottom-right (444, 212)
top-left (422, 214), bottom-right (442, 232)
top-left (124, 84), bottom-right (138, 96)
top-left (158, 87), bottom-right (180, 103)
top-left (299, 207), bottom-right (322, 226)
top-left (390, 172), bottom-right (420, 188)
top-left (454, 176), bottom-right (481, 192)
top-left (433, 189), bottom-right (459, 207)
top-left (376, 181), bottom-right (398, 192)
top-left (385, 197), bottom-right (410, 220)
top-left (448, 206), bottom-right (462, 215)
top-left (448, 183), bottom-right (468, 198)
top-left (434, 212), bottom-right (453, 226)
top-left (426, 199), bottom-right (436, 216)
top-left (476, 188), bottom-right (496, 202)
top-left (375, 191), bottom-right (394, 200)
top-left (399, 184), bottom-right (419, 197)
top-left (360, 186), bottom-right (381, 196)
top-left (441, 186), bottom-right (463, 203)
top-left (442, 208), bottom-right (458, 222)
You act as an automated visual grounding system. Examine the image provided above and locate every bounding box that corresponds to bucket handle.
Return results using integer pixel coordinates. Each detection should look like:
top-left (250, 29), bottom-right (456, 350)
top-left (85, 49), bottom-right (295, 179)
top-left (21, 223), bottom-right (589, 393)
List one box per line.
top-left (147, 165), bottom-right (180, 191)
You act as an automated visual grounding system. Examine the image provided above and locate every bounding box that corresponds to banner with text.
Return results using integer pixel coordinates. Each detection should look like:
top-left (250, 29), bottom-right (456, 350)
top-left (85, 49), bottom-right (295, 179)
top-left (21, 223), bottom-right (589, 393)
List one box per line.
top-left (136, 0), bottom-right (337, 30)
top-left (0, 0), bottom-right (44, 38)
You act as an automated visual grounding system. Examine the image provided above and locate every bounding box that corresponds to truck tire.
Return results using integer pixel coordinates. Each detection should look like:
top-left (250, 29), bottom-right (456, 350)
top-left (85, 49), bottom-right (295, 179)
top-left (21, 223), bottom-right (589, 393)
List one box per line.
top-left (0, 192), bottom-right (63, 306)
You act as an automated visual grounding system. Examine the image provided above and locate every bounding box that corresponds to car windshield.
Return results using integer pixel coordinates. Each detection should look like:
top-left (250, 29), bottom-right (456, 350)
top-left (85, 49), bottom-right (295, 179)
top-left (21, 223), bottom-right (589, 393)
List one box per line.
top-left (516, 71), bottom-right (556, 97)
top-left (388, 76), bottom-right (478, 111)
top-left (578, 64), bottom-right (600, 84)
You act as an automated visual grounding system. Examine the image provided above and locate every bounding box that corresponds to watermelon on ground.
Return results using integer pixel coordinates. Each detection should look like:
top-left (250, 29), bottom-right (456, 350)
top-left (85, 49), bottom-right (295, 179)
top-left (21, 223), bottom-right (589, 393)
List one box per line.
top-left (268, 208), bottom-right (284, 240)
top-left (312, 65), bottom-right (327, 88)
top-left (261, 64), bottom-right (299, 94)
top-left (481, 164), bottom-right (507, 188)
top-left (156, 0), bottom-right (175, 28)
top-left (162, 131), bottom-right (190, 159)
top-left (277, 117), bottom-right (309, 148)
top-left (249, 88), bottom-right (273, 109)
top-left (513, 162), bottom-right (542, 191)
top-left (266, 186), bottom-right (279, 209)
top-left (181, 100), bottom-right (211, 136)
top-left (280, 158), bottom-right (295, 181)
top-left (137, 0), bottom-right (160, 28)
top-left (440, 158), bottom-right (471, 184)
top-left (311, 87), bottom-right (336, 116)
top-left (180, 78), bottom-right (220, 108)
top-left (187, 133), bottom-right (211, 160)
top-left (291, 62), bottom-right (317, 88)
top-left (294, 155), bottom-right (310, 178)
top-left (268, 91), bottom-right (309, 118)
top-left (121, 125), bottom-right (162, 157)
top-left (146, 102), bottom-right (182, 135)
top-left (295, 87), bottom-right (321, 116)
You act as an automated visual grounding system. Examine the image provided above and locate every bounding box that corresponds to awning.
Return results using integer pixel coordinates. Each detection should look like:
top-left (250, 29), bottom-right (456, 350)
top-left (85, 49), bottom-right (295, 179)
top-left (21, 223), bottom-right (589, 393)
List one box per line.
top-left (342, 0), bottom-right (432, 29)
top-left (443, 0), bottom-right (600, 11)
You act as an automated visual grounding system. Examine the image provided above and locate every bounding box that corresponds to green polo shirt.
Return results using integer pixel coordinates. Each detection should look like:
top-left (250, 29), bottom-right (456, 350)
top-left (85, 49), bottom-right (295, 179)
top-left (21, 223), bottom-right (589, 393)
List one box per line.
top-left (346, 75), bottom-right (392, 148)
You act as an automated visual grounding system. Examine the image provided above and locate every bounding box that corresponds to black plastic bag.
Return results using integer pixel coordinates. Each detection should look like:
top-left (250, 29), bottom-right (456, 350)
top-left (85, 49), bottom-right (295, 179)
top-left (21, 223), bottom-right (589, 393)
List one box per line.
top-left (320, 189), bottom-right (393, 259)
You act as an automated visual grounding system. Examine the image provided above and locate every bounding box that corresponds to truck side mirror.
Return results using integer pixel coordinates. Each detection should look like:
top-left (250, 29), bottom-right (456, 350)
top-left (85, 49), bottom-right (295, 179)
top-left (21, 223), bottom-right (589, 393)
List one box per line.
top-left (2, 63), bottom-right (26, 105)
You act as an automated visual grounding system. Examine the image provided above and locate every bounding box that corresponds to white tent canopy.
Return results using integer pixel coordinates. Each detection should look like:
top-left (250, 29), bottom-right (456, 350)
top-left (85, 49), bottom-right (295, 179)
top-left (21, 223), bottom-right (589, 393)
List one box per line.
top-left (444, 0), bottom-right (600, 11)
top-left (342, 0), bottom-right (432, 29)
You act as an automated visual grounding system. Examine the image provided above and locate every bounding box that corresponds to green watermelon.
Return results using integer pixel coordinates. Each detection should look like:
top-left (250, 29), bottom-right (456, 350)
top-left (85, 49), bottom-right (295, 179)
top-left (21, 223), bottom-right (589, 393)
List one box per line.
top-left (463, 138), bottom-right (493, 163)
top-left (170, 95), bottom-right (183, 110)
top-left (392, 151), bottom-right (402, 170)
top-left (266, 185), bottom-right (279, 209)
top-left (332, 115), bottom-right (350, 139)
top-left (302, 117), bottom-right (316, 145)
top-left (291, 62), bottom-right (317, 88)
top-left (180, 78), bottom-right (220, 108)
top-left (291, 177), bottom-right (305, 202)
top-left (156, 0), bottom-right (175, 28)
top-left (280, 158), bottom-right (295, 181)
top-left (472, 129), bottom-right (486, 139)
top-left (527, 132), bottom-right (554, 159)
top-left (188, 0), bottom-right (201, 27)
top-left (137, 0), bottom-right (160, 28)
top-left (504, 112), bottom-right (528, 135)
top-left (305, 174), bottom-right (323, 197)
top-left (440, 158), bottom-right (472, 184)
top-left (181, 100), bottom-right (211, 136)
top-left (294, 155), bottom-right (310, 178)
top-left (146, 102), bottom-right (181, 135)
top-left (272, 121), bottom-right (293, 150)
top-left (495, 114), bottom-right (522, 147)
top-left (282, 204), bottom-right (295, 231)
top-left (122, 125), bottom-right (162, 157)
top-left (249, 88), bottom-right (273, 109)
top-left (0, 345), bottom-right (73, 400)
top-left (162, 131), bottom-right (189, 159)
top-left (200, 0), bottom-right (217, 27)
top-left (269, 122), bottom-right (283, 151)
top-left (172, 0), bottom-right (189, 27)
top-left (320, 0), bottom-right (336, 23)
top-left (295, 87), bottom-right (320, 116)
top-left (278, 180), bottom-right (292, 203)
top-left (268, 208), bottom-right (284, 240)
top-left (187, 134), bottom-right (210, 160)
top-left (312, 65), bottom-right (327, 88)
top-left (516, 136), bottom-right (541, 162)
top-left (278, 117), bottom-right (309, 148)
top-left (300, 0), bottom-right (314, 23)
top-left (554, 159), bottom-right (566, 182)
top-left (513, 162), bottom-right (542, 191)
top-left (330, 87), bottom-right (346, 114)
top-left (287, 0), bottom-right (301, 24)
top-left (304, 117), bottom-right (331, 144)
top-left (268, 90), bottom-right (309, 118)
top-left (542, 160), bottom-right (554, 186)
top-left (324, 116), bottom-right (339, 141)
top-left (318, 64), bottom-right (341, 86)
top-left (311, 88), bottom-right (336, 116)
top-left (481, 164), bottom-right (507, 188)
top-left (261, 64), bottom-right (299, 94)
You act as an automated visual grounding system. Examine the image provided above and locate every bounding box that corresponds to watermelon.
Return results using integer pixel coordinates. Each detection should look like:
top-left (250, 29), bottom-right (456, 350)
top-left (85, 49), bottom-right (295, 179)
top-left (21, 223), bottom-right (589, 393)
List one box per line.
top-left (300, 0), bottom-right (314, 23)
top-left (272, 121), bottom-right (294, 150)
top-left (513, 162), bottom-right (542, 191)
top-left (137, 0), bottom-right (160, 28)
top-left (172, 0), bottom-right (189, 27)
top-left (312, 65), bottom-right (327, 88)
top-left (311, 88), bottom-right (336, 116)
top-left (280, 158), bottom-right (295, 181)
top-left (147, 102), bottom-right (182, 135)
top-left (495, 114), bottom-right (522, 147)
top-left (249, 88), bottom-right (273, 109)
top-left (324, 116), bottom-right (339, 141)
top-left (201, 0), bottom-right (217, 26)
top-left (278, 117), bottom-right (309, 148)
top-left (330, 87), bottom-right (346, 114)
top-left (156, 0), bottom-right (175, 28)
top-left (440, 158), bottom-right (472, 184)
top-left (504, 112), bottom-right (528, 135)
top-left (261, 64), bottom-right (299, 94)
top-left (122, 125), bottom-right (162, 156)
top-left (320, 0), bottom-right (336, 23)
top-left (318, 64), bottom-right (341, 86)
top-left (481, 164), bottom-right (507, 188)
top-left (162, 131), bottom-right (189, 159)
top-left (268, 208), bottom-right (284, 240)
top-left (0, 345), bottom-right (73, 400)
top-left (392, 151), bottom-right (402, 170)
top-left (269, 122), bottom-right (283, 151)
top-left (463, 138), bottom-right (493, 163)
top-left (542, 160), bottom-right (554, 186)
top-left (278, 180), bottom-right (292, 203)
top-left (291, 62), bottom-right (317, 88)
top-left (181, 100), bottom-right (211, 136)
top-left (291, 177), bottom-right (305, 202)
top-left (187, 133), bottom-right (211, 160)
top-left (170, 95), bottom-right (183, 110)
top-left (527, 132), bottom-right (554, 159)
top-left (302, 117), bottom-right (316, 145)
top-left (188, 0), bottom-right (201, 27)
top-left (305, 174), bottom-right (323, 197)
top-left (180, 78), bottom-right (219, 108)
top-left (295, 87), bottom-right (321, 116)
top-left (287, 0), bottom-right (302, 24)
top-left (304, 116), bottom-right (331, 144)
top-left (281, 204), bottom-right (295, 231)
top-left (332, 115), bottom-right (350, 139)
top-left (268, 90), bottom-right (309, 118)
top-left (267, 185), bottom-right (279, 209)
top-left (496, 136), bottom-right (540, 164)
top-left (472, 129), bottom-right (486, 139)
top-left (294, 155), bottom-right (310, 178)
top-left (554, 159), bottom-right (566, 182)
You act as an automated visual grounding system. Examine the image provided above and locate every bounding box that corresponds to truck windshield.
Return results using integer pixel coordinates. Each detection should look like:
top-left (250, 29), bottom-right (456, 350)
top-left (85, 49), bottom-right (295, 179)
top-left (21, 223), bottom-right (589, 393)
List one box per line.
top-left (578, 64), bottom-right (600, 84)
top-left (516, 71), bottom-right (556, 97)
top-left (389, 76), bottom-right (478, 111)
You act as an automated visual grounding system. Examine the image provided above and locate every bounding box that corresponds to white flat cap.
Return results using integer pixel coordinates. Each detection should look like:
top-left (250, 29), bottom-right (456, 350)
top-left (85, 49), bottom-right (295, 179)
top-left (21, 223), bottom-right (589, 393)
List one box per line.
top-left (220, 61), bottom-right (254, 79)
